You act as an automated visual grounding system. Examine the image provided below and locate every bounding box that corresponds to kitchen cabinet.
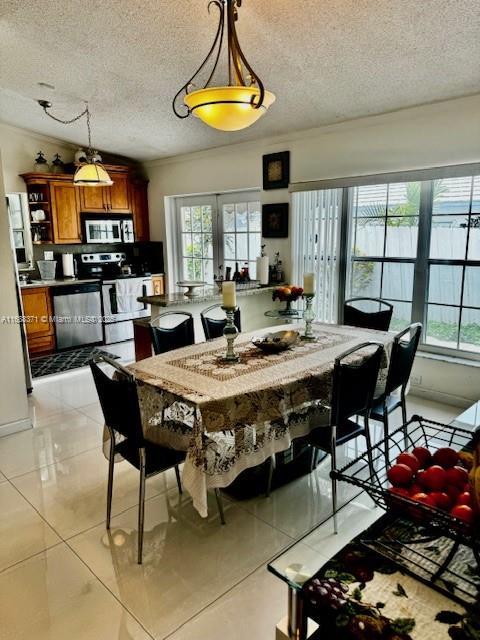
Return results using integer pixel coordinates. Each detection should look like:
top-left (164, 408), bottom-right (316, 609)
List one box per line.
top-left (50, 181), bottom-right (82, 244)
top-left (130, 179), bottom-right (150, 241)
top-left (79, 171), bottom-right (130, 214)
top-left (79, 183), bottom-right (106, 213)
top-left (21, 286), bottom-right (55, 354)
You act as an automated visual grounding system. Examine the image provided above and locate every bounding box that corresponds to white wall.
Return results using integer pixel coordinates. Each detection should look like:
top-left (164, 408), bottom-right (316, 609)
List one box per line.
top-left (144, 94), bottom-right (480, 407)
top-left (0, 122), bottom-right (74, 193)
top-left (0, 152), bottom-right (31, 435)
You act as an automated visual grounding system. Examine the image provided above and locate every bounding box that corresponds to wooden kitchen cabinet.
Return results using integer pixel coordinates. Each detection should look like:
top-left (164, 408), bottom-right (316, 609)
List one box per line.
top-left (108, 172), bottom-right (130, 213)
top-left (130, 179), bottom-right (150, 241)
top-left (50, 181), bottom-right (82, 243)
top-left (79, 183), bottom-right (106, 213)
top-left (21, 287), bottom-right (55, 354)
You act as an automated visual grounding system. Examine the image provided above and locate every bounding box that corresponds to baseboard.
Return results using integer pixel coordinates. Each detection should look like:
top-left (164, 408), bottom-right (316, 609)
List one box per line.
top-left (0, 417), bottom-right (32, 438)
top-left (410, 386), bottom-right (471, 409)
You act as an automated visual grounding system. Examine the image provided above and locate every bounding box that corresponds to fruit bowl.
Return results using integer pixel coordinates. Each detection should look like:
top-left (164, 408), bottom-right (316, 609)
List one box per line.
top-left (252, 330), bottom-right (300, 353)
top-left (333, 416), bottom-right (479, 548)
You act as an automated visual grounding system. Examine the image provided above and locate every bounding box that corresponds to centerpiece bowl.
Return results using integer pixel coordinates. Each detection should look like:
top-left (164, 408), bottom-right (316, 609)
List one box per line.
top-left (252, 330), bottom-right (300, 354)
top-left (176, 281), bottom-right (207, 298)
top-left (272, 285), bottom-right (304, 316)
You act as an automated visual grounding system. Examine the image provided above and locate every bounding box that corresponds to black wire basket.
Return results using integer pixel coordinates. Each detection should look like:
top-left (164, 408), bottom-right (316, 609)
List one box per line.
top-left (333, 415), bottom-right (479, 551)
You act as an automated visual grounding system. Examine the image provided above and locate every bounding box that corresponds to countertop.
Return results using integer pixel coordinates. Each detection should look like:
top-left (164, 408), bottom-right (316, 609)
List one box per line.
top-left (20, 278), bottom-right (101, 289)
top-left (138, 285), bottom-right (276, 307)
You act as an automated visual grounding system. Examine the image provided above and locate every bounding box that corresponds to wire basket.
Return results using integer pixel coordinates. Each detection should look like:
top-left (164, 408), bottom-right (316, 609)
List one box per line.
top-left (214, 279), bottom-right (261, 291)
top-left (334, 416), bottom-right (479, 550)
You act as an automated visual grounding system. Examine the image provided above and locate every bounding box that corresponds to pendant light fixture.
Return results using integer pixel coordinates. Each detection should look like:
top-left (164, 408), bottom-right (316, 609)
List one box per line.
top-left (173, 0), bottom-right (275, 132)
top-left (38, 100), bottom-right (112, 187)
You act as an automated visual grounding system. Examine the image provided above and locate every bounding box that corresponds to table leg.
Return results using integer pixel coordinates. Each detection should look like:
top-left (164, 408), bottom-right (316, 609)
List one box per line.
top-left (287, 587), bottom-right (308, 640)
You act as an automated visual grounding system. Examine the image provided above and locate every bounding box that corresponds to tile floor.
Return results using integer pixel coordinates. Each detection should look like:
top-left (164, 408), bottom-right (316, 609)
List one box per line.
top-left (0, 356), bottom-right (462, 640)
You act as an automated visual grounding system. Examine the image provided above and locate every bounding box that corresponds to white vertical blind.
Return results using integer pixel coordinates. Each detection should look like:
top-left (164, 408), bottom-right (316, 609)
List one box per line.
top-left (292, 189), bottom-right (343, 323)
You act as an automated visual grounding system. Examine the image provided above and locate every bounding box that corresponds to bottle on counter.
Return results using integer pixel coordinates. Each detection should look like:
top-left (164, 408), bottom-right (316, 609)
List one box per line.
top-left (233, 262), bottom-right (241, 282)
top-left (241, 263), bottom-right (250, 281)
top-left (225, 265), bottom-right (232, 281)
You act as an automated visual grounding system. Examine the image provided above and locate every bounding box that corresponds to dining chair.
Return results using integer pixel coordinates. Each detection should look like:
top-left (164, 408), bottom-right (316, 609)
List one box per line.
top-left (300, 342), bottom-right (384, 533)
top-left (368, 323), bottom-right (422, 465)
top-left (343, 297), bottom-right (394, 331)
top-left (150, 311), bottom-right (195, 354)
top-left (90, 354), bottom-right (185, 564)
top-left (200, 304), bottom-right (241, 340)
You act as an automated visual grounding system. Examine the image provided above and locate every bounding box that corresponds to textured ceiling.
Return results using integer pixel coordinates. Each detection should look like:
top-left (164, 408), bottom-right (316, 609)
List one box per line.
top-left (0, 0), bottom-right (479, 161)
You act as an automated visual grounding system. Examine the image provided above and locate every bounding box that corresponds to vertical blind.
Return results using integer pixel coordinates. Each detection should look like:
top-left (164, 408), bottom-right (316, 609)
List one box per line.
top-left (292, 189), bottom-right (343, 323)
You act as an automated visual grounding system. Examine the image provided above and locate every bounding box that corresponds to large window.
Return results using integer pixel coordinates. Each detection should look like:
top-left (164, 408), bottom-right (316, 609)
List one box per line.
top-left (347, 173), bottom-right (480, 355)
top-left (175, 191), bottom-right (261, 285)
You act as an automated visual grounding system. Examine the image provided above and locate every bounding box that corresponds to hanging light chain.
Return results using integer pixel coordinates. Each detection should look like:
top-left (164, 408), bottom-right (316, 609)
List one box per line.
top-left (38, 100), bottom-right (94, 151)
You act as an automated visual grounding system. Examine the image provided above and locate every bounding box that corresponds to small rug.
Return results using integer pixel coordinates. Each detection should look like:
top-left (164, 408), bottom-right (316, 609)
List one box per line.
top-left (30, 346), bottom-right (119, 378)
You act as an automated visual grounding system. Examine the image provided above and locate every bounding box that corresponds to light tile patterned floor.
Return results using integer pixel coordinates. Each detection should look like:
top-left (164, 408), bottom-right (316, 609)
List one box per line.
top-left (0, 355), bottom-right (462, 640)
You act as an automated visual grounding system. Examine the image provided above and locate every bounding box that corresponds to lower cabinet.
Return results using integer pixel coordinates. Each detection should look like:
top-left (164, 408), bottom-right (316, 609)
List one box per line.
top-left (21, 287), bottom-right (55, 354)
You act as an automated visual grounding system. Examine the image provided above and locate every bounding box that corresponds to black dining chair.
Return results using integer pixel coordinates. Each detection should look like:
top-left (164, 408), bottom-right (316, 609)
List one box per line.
top-left (344, 297), bottom-right (394, 331)
top-left (200, 304), bottom-right (241, 341)
top-left (302, 342), bottom-right (384, 533)
top-left (368, 323), bottom-right (422, 464)
top-left (150, 311), bottom-right (195, 354)
top-left (90, 354), bottom-right (185, 564)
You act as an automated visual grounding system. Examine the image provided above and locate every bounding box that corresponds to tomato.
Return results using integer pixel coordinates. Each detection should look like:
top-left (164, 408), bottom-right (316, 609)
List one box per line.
top-left (432, 447), bottom-right (459, 469)
top-left (396, 452), bottom-right (420, 474)
top-left (446, 485), bottom-right (461, 503)
top-left (411, 492), bottom-right (437, 507)
top-left (450, 504), bottom-right (474, 524)
top-left (387, 486), bottom-right (410, 497)
top-left (416, 469), bottom-right (427, 488)
top-left (445, 466), bottom-right (469, 488)
top-left (412, 446), bottom-right (432, 468)
top-left (409, 483), bottom-right (423, 496)
top-left (456, 491), bottom-right (472, 506)
top-left (429, 492), bottom-right (451, 510)
top-left (421, 465), bottom-right (447, 491)
top-left (387, 463), bottom-right (414, 487)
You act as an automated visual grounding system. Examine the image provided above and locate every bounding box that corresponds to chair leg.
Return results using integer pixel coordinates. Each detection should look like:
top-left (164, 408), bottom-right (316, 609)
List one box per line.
top-left (363, 416), bottom-right (374, 480)
top-left (137, 449), bottom-right (146, 564)
top-left (266, 454), bottom-right (276, 497)
top-left (106, 438), bottom-right (115, 530)
top-left (383, 404), bottom-right (390, 468)
top-left (309, 446), bottom-right (316, 472)
top-left (330, 434), bottom-right (338, 534)
top-left (214, 488), bottom-right (226, 525)
top-left (401, 390), bottom-right (408, 448)
top-left (174, 465), bottom-right (183, 494)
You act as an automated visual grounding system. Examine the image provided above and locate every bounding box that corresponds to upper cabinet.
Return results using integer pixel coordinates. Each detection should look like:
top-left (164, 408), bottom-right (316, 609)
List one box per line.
top-left (21, 166), bottom-right (150, 245)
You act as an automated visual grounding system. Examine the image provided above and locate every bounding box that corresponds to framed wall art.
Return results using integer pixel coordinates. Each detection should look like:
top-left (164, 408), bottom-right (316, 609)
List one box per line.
top-left (262, 151), bottom-right (290, 190)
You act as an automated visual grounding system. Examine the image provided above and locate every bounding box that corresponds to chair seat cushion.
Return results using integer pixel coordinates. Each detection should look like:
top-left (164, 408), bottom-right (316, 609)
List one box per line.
top-left (370, 394), bottom-right (402, 420)
top-left (115, 438), bottom-right (186, 477)
top-left (307, 419), bottom-right (365, 452)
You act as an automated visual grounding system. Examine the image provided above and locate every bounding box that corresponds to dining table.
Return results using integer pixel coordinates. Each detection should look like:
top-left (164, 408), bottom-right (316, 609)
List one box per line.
top-left (126, 322), bottom-right (395, 518)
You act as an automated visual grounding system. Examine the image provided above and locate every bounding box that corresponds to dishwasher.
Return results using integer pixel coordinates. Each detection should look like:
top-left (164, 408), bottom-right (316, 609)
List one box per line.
top-left (52, 282), bottom-right (103, 349)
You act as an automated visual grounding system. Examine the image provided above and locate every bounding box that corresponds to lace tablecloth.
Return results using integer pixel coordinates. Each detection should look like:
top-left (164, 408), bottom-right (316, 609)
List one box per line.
top-left (128, 322), bottom-right (394, 517)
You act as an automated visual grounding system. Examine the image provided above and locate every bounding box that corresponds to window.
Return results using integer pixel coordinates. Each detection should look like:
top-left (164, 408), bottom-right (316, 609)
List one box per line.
top-left (345, 173), bottom-right (480, 356)
top-left (175, 191), bottom-right (261, 285)
top-left (6, 193), bottom-right (32, 269)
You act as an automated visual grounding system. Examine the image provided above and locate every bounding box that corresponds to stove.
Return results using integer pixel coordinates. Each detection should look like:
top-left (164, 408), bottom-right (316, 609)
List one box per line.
top-left (77, 252), bottom-right (153, 344)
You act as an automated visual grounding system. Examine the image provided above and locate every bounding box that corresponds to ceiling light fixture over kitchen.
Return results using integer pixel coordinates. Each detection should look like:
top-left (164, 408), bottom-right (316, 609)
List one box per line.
top-left (173, 0), bottom-right (275, 131)
top-left (37, 100), bottom-right (112, 187)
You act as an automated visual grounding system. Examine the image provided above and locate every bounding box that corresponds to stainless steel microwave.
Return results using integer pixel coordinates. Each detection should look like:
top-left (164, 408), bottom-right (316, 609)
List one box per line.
top-left (84, 217), bottom-right (134, 244)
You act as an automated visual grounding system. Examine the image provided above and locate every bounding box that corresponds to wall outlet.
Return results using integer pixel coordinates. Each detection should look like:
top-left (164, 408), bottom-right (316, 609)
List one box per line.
top-left (410, 375), bottom-right (422, 386)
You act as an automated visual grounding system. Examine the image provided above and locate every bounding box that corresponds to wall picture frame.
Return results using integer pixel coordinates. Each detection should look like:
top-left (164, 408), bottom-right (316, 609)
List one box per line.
top-left (262, 203), bottom-right (289, 238)
top-left (262, 151), bottom-right (290, 190)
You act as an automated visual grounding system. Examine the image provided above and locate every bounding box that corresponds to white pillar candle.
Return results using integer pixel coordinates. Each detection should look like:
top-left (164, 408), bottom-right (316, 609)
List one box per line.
top-left (256, 255), bottom-right (269, 285)
top-left (222, 281), bottom-right (237, 307)
top-left (303, 272), bottom-right (315, 295)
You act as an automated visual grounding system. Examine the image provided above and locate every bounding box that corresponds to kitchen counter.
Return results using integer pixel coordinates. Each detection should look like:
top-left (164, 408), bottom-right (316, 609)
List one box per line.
top-left (19, 278), bottom-right (101, 289)
top-left (138, 285), bottom-right (277, 307)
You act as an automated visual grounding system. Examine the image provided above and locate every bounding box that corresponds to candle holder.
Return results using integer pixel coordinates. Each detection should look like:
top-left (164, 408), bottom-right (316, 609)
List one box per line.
top-left (302, 294), bottom-right (316, 341)
top-left (221, 306), bottom-right (240, 362)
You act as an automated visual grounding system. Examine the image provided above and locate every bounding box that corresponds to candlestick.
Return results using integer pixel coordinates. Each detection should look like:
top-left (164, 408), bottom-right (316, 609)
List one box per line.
top-left (222, 281), bottom-right (236, 307)
top-left (302, 294), bottom-right (316, 341)
top-left (303, 272), bottom-right (315, 295)
top-left (221, 306), bottom-right (240, 362)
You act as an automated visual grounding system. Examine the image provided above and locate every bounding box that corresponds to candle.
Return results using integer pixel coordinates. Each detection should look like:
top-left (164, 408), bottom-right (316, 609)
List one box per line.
top-left (222, 281), bottom-right (237, 307)
top-left (303, 272), bottom-right (315, 295)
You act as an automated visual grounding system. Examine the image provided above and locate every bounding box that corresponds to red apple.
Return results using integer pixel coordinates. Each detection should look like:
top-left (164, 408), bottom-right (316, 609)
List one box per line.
top-left (432, 448), bottom-right (459, 469)
top-left (450, 504), bottom-right (474, 524)
top-left (412, 492), bottom-right (437, 507)
top-left (446, 485), bottom-right (461, 503)
top-left (388, 486), bottom-right (410, 498)
top-left (416, 469), bottom-right (427, 488)
top-left (429, 492), bottom-right (451, 510)
top-left (445, 466), bottom-right (469, 488)
top-left (396, 452), bottom-right (420, 474)
top-left (422, 465), bottom-right (447, 491)
top-left (456, 491), bottom-right (472, 506)
top-left (409, 483), bottom-right (423, 496)
top-left (387, 464), bottom-right (414, 487)
top-left (412, 446), bottom-right (432, 468)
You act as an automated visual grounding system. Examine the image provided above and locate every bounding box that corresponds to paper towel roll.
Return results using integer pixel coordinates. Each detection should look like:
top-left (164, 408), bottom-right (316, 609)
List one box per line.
top-left (62, 253), bottom-right (75, 277)
top-left (256, 256), bottom-right (269, 285)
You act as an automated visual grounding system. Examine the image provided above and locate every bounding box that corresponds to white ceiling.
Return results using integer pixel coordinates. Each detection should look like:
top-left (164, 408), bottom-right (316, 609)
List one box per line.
top-left (0, 0), bottom-right (479, 161)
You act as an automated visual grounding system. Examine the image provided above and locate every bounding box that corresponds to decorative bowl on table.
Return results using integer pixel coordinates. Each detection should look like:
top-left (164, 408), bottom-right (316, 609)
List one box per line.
top-left (176, 281), bottom-right (206, 298)
top-left (272, 285), bottom-right (304, 316)
top-left (252, 330), bottom-right (300, 353)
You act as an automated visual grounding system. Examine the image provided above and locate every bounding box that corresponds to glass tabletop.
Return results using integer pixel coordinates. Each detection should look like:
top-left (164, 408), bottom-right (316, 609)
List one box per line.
top-left (264, 309), bottom-right (304, 319)
top-left (449, 400), bottom-right (480, 432)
